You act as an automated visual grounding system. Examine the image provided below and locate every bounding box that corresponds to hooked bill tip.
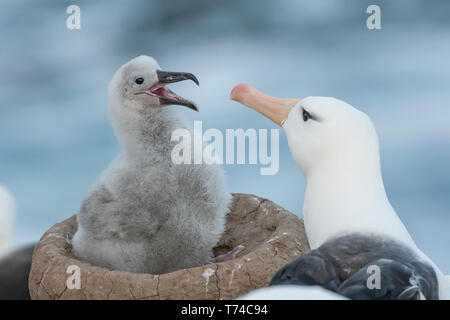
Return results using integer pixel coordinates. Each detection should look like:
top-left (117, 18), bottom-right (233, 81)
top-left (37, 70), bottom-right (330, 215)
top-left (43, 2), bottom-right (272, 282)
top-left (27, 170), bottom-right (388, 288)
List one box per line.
top-left (190, 73), bottom-right (200, 86)
top-left (230, 84), bottom-right (253, 101)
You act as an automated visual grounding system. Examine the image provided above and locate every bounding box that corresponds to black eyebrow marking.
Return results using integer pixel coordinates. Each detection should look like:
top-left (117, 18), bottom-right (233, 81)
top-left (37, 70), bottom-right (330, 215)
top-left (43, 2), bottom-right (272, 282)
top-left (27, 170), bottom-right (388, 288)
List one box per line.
top-left (302, 107), bottom-right (322, 122)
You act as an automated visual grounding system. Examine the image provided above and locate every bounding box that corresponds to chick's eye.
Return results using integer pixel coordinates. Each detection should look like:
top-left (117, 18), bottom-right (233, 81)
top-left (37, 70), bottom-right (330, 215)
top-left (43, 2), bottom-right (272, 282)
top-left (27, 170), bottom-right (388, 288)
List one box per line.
top-left (135, 77), bottom-right (144, 85)
top-left (302, 109), bottom-right (312, 122)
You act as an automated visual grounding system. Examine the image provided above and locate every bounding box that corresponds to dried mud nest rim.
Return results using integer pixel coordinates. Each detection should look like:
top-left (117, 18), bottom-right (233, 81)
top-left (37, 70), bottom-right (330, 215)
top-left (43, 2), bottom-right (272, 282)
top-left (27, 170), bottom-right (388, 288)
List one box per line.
top-left (29, 193), bottom-right (310, 300)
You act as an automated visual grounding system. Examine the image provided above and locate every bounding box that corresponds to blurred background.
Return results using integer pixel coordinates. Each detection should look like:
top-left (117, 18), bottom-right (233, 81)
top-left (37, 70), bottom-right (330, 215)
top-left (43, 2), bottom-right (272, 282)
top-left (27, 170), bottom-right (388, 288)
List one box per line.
top-left (1, 0), bottom-right (449, 272)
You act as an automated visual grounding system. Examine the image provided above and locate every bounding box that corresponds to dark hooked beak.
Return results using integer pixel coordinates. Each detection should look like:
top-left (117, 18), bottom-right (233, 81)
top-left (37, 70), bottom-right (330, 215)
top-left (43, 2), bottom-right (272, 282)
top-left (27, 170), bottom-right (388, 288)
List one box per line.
top-left (157, 70), bottom-right (199, 86)
top-left (141, 70), bottom-right (199, 111)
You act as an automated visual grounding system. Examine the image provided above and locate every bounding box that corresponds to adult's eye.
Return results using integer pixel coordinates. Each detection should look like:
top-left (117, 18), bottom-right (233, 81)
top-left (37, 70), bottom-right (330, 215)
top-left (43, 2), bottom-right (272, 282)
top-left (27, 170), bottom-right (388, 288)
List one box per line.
top-left (303, 109), bottom-right (312, 122)
top-left (135, 77), bottom-right (144, 85)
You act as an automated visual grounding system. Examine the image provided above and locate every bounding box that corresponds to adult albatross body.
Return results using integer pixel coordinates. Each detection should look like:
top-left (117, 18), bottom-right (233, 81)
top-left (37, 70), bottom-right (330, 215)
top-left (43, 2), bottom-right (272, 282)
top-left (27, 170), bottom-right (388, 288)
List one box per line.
top-left (231, 84), bottom-right (450, 300)
top-left (0, 185), bottom-right (34, 300)
top-left (0, 185), bottom-right (15, 257)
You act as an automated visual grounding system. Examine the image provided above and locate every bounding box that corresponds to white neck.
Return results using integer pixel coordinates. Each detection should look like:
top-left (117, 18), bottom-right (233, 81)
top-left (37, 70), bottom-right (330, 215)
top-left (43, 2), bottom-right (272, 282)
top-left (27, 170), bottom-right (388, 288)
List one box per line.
top-left (302, 148), bottom-right (415, 250)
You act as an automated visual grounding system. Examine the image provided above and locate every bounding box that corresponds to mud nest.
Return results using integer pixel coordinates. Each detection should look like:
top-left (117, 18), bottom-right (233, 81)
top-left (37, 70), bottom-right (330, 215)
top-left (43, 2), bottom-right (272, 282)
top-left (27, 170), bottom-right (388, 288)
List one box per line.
top-left (29, 193), bottom-right (309, 300)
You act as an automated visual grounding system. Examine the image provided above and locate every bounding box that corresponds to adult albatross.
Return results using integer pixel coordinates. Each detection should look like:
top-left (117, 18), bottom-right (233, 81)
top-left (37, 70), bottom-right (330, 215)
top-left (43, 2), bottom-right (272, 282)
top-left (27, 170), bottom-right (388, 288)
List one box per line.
top-left (231, 84), bottom-right (450, 300)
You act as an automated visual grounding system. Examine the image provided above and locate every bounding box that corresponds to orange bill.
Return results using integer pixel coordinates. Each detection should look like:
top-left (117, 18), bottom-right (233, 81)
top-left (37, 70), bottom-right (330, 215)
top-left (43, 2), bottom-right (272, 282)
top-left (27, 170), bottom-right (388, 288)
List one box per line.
top-left (230, 84), bottom-right (300, 126)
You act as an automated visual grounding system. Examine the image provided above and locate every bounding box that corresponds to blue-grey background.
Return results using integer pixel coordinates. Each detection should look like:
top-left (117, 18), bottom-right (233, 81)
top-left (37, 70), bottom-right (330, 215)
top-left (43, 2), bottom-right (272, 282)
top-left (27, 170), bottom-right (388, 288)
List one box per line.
top-left (1, 0), bottom-right (449, 272)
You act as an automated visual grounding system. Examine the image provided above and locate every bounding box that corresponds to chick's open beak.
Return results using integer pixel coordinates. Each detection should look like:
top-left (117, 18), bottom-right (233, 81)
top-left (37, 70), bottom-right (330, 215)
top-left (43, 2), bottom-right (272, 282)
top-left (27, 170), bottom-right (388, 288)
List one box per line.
top-left (145, 70), bottom-right (199, 111)
top-left (230, 84), bottom-right (300, 126)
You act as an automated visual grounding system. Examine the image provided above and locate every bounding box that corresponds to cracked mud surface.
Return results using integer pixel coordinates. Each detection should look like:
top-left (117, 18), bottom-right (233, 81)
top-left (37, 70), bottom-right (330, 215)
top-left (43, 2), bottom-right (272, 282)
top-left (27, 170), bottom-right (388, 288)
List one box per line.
top-left (29, 193), bottom-right (310, 300)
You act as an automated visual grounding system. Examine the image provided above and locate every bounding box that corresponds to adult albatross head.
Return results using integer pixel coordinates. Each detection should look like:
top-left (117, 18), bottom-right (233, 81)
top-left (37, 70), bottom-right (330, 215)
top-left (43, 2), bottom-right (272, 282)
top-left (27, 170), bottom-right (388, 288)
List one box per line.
top-left (230, 84), bottom-right (379, 177)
